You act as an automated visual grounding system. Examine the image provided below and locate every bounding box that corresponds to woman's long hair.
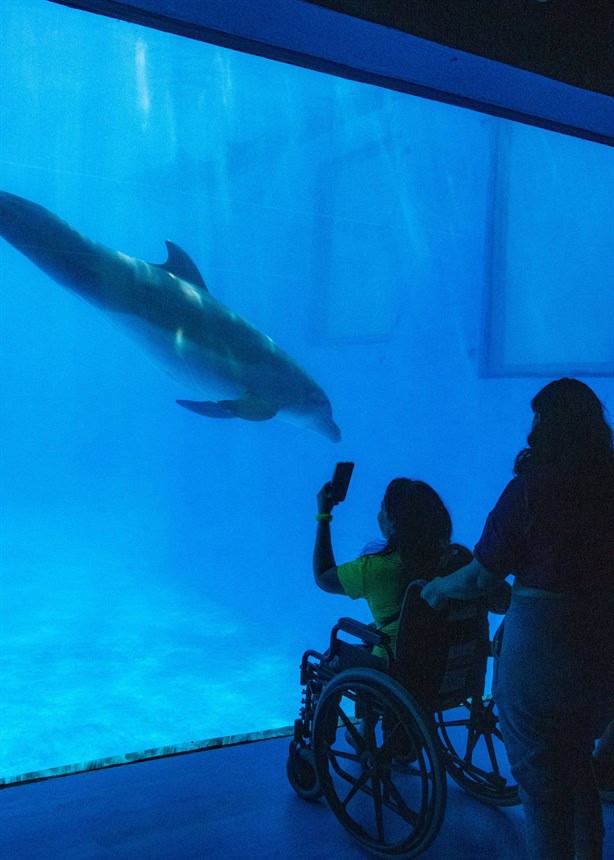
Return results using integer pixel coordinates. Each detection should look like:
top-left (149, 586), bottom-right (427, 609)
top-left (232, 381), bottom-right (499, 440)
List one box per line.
top-left (514, 378), bottom-right (613, 476)
top-left (363, 478), bottom-right (453, 578)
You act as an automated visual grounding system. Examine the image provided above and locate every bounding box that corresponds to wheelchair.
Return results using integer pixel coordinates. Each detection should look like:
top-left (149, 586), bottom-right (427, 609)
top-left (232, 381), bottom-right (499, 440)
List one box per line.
top-left (287, 579), bottom-right (520, 858)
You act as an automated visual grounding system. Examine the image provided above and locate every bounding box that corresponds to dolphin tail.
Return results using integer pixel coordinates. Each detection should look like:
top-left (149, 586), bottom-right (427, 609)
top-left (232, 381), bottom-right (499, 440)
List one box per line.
top-left (177, 395), bottom-right (278, 422)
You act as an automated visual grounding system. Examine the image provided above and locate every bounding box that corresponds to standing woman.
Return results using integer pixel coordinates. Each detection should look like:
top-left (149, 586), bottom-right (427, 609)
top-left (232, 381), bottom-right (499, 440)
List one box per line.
top-left (422, 378), bottom-right (614, 860)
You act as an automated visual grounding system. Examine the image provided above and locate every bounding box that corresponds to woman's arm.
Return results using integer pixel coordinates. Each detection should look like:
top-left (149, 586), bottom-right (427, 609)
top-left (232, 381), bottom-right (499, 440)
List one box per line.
top-left (421, 558), bottom-right (507, 609)
top-left (313, 482), bottom-right (345, 594)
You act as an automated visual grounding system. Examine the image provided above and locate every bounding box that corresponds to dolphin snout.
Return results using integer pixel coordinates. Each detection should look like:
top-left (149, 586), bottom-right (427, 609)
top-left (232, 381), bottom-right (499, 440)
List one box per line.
top-left (321, 417), bottom-right (342, 443)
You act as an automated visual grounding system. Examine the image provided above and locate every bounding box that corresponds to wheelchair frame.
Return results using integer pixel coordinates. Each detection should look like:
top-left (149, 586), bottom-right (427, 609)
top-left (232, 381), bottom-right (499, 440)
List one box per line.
top-left (287, 582), bottom-right (520, 858)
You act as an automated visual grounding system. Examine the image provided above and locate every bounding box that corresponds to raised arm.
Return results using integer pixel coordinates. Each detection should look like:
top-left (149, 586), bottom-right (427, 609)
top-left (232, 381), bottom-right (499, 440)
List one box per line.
top-left (313, 482), bottom-right (345, 594)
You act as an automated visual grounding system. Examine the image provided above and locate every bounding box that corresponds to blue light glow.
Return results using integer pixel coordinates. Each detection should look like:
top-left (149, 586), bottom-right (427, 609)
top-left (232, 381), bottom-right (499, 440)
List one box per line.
top-left (0, 0), bottom-right (612, 779)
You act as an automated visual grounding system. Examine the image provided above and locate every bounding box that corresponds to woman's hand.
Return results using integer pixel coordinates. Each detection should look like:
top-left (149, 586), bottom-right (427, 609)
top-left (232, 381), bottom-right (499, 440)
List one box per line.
top-left (317, 482), bottom-right (335, 515)
top-left (421, 577), bottom-right (450, 610)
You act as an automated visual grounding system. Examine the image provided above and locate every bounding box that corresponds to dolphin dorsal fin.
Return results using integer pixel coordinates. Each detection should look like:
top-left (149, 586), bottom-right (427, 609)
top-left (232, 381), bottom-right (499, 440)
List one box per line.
top-left (157, 241), bottom-right (209, 292)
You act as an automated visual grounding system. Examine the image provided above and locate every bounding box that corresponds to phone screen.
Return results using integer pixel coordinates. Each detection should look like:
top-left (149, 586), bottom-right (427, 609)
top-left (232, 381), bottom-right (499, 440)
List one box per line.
top-left (331, 461), bottom-right (354, 503)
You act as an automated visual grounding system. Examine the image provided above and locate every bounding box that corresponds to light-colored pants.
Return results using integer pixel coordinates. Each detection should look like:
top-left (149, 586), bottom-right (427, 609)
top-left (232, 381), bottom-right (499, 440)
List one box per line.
top-left (493, 585), bottom-right (614, 860)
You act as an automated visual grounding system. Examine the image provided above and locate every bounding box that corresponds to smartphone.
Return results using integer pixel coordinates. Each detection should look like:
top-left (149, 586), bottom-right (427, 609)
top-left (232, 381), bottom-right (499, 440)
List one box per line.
top-left (330, 461), bottom-right (354, 504)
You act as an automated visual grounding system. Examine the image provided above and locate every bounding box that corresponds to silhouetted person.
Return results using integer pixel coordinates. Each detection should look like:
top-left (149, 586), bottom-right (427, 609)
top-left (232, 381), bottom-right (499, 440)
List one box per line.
top-left (423, 378), bottom-right (614, 860)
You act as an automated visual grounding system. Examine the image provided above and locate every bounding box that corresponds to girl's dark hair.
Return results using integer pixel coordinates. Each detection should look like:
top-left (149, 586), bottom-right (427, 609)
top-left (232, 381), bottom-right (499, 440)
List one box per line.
top-left (514, 378), bottom-right (613, 476)
top-left (363, 478), bottom-right (452, 578)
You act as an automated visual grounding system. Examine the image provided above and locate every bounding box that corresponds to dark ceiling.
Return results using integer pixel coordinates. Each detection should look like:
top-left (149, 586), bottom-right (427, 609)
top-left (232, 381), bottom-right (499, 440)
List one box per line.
top-left (306, 0), bottom-right (614, 97)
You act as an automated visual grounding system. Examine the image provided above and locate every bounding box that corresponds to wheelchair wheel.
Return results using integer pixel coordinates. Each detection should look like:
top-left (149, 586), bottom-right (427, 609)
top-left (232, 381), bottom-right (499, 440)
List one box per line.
top-left (287, 743), bottom-right (324, 801)
top-left (435, 696), bottom-right (520, 806)
top-left (313, 668), bottom-right (446, 858)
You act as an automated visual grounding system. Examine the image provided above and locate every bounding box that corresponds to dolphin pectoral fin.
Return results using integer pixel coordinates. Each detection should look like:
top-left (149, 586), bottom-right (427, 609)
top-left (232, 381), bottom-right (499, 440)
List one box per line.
top-left (219, 395), bottom-right (278, 422)
top-left (176, 399), bottom-right (235, 418)
top-left (176, 395), bottom-right (278, 422)
top-left (154, 241), bottom-right (209, 292)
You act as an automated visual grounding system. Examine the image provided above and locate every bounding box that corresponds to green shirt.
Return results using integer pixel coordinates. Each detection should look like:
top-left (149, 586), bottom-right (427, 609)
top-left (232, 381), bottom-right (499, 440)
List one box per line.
top-left (337, 553), bottom-right (408, 656)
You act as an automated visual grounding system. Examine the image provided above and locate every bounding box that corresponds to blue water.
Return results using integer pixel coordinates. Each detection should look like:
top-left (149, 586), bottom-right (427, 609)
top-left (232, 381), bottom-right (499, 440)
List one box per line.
top-left (0, 1), bottom-right (612, 779)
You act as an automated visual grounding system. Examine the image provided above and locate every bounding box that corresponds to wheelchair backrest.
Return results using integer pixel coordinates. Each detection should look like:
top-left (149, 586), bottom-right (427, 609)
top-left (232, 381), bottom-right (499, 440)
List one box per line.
top-left (392, 547), bottom-right (490, 711)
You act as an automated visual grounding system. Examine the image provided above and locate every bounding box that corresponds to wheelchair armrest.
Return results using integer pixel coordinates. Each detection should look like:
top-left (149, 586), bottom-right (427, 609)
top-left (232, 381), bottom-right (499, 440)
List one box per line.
top-left (330, 617), bottom-right (394, 667)
top-left (333, 618), bottom-right (390, 645)
top-left (334, 617), bottom-right (389, 646)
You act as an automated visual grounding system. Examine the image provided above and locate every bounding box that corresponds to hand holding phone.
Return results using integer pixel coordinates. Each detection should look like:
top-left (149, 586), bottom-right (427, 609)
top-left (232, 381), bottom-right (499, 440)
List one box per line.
top-left (330, 461), bottom-right (354, 505)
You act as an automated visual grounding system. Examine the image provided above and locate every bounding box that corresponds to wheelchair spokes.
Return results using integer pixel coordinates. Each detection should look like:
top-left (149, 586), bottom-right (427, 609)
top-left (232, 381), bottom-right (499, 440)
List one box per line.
top-left (313, 669), bottom-right (446, 858)
top-left (436, 696), bottom-right (520, 806)
top-left (287, 601), bottom-right (520, 857)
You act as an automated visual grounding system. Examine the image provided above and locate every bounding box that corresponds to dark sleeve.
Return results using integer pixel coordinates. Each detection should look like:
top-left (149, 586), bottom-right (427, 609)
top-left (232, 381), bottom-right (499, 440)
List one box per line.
top-left (474, 477), bottom-right (527, 576)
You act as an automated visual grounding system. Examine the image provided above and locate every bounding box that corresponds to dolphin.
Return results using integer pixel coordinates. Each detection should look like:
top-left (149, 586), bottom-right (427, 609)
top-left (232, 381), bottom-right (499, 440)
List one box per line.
top-left (0, 190), bottom-right (341, 442)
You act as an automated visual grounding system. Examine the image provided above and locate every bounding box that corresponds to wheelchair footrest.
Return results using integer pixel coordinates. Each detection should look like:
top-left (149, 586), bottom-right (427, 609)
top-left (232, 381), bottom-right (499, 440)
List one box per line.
top-left (448, 754), bottom-right (509, 789)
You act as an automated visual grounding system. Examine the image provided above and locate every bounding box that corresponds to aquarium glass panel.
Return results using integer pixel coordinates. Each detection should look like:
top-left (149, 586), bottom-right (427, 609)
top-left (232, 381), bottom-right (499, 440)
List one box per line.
top-left (484, 124), bottom-right (614, 376)
top-left (1, 0), bottom-right (612, 779)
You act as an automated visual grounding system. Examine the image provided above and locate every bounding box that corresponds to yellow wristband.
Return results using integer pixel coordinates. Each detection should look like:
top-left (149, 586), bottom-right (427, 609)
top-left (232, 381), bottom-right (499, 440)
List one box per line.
top-left (315, 513), bottom-right (333, 522)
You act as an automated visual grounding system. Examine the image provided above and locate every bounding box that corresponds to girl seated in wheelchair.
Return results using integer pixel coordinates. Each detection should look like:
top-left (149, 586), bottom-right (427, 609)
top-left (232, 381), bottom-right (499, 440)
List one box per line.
top-left (312, 472), bottom-right (510, 758)
top-left (313, 474), bottom-right (510, 660)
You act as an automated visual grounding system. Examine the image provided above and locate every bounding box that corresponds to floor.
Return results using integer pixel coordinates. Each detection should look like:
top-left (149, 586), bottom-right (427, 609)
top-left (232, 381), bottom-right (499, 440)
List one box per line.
top-left (1, 737), bottom-right (612, 859)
